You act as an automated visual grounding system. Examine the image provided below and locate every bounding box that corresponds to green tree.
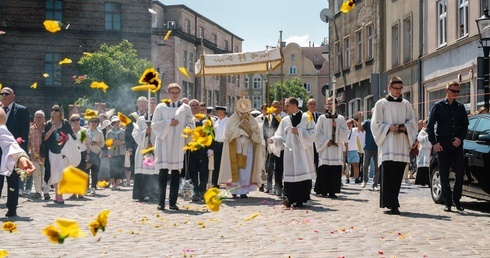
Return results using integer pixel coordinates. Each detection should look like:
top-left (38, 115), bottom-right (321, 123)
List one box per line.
top-left (76, 40), bottom-right (154, 113)
top-left (268, 77), bottom-right (309, 110)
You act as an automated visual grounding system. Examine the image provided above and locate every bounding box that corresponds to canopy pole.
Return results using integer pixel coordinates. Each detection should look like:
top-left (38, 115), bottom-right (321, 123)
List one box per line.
top-left (200, 38), bottom-right (207, 106)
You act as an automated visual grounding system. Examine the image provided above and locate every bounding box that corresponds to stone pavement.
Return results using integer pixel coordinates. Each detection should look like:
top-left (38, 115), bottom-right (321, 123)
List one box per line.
top-left (1, 181), bottom-right (490, 258)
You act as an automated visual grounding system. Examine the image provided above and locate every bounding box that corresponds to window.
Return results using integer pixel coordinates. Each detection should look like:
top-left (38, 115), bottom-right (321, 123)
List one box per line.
top-left (232, 74), bottom-right (236, 84)
top-left (366, 24), bottom-right (373, 60)
top-left (46, 0), bottom-right (62, 21)
top-left (245, 77), bottom-right (249, 89)
top-left (224, 40), bottom-right (229, 51)
top-left (183, 50), bottom-right (188, 69)
top-left (356, 30), bottom-right (362, 64)
top-left (289, 66), bottom-right (297, 75)
top-left (188, 52), bottom-right (194, 72)
top-left (199, 27), bottom-right (204, 38)
top-left (291, 54), bottom-right (295, 61)
top-left (482, 0), bottom-right (490, 16)
top-left (185, 19), bottom-right (190, 33)
top-left (213, 34), bottom-right (217, 44)
top-left (438, 0), bottom-right (447, 46)
top-left (207, 90), bottom-right (212, 106)
top-left (392, 23), bottom-right (400, 67)
top-left (365, 96), bottom-right (375, 119)
top-left (473, 118), bottom-right (490, 140)
top-left (253, 96), bottom-right (262, 109)
top-left (303, 83), bottom-right (311, 93)
top-left (335, 41), bottom-right (341, 72)
top-left (45, 52), bottom-right (61, 86)
top-left (343, 36), bottom-right (350, 69)
top-left (187, 83), bottom-right (194, 99)
top-left (253, 78), bottom-right (261, 89)
top-left (214, 90), bottom-right (220, 105)
top-left (403, 17), bottom-right (412, 63)
top-left (105, 3), bottom-right (121, 31)
top-left (428, 82), bottom-right (470, 112)
top-left (314, 55), bottom-right (319, 62)
top-left (458, 0), bottom-right (468, 38)
top-left (403, 91), bottom-right (411, 103)
top-left (234, 45), bottom-right (239, 53)
top-left (348, 98), bottom-right (361, 119)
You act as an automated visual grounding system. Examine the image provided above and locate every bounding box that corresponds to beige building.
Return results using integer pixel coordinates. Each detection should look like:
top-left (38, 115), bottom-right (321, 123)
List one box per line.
top-left (422, 0), bottom-right (487, 116)
top-left (267, 43), bottom-right (329, 112)
top-left (151, 2), bottom-right (244, 112)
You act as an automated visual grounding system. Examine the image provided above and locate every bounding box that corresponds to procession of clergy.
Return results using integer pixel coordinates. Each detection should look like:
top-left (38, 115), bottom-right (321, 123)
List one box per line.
top-left (1, 76), bottom-right (418, 215)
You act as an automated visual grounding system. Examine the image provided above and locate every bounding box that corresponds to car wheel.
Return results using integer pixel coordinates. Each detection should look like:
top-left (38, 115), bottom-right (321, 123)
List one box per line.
top-left (430, 167), bottom-right (444, 204)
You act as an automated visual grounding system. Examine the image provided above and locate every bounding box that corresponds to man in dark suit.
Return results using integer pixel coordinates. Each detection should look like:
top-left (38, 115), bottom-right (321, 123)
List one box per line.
top-left (0, 87), bottom-right (30, 217)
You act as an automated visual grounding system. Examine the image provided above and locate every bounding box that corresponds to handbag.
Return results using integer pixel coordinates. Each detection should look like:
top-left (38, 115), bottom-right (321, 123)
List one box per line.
top-left (124, 150), bottom-right (131, 168)
top-left (61, 134), bottom-right (81, 167)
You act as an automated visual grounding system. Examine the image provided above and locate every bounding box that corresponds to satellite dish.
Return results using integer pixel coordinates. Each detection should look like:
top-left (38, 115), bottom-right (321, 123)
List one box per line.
top-left (320, 8), bottom-right (334, 23)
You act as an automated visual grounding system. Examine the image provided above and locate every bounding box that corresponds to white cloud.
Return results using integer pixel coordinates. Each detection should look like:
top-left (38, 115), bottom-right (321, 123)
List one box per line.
top-left (285, 35), bottom-right (310, 47)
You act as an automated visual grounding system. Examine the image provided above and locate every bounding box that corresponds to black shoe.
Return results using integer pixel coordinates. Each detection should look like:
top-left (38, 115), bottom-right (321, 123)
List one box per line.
top-left (390, 208), bottom-right (400, 215)
top-left (192, 195), bottom-right (201, 202)
top-left (455, 203), bottom-right (464, 211)
top-left (157, 205), bottom-right (165, 211)
top-left (264, 189), bottom-right (271, 194)
top-left (232, 194), bottom-right (237, 198)
top-left (5, 210), bottom-right (17, 218)
top-left (328, 193), bottom-right (338, 199)
top-left (283, 200), bottom-right (291, 208)
top-left (240, 194), bottom-right (248, 198)
top-left (293, 202), bottom-right (305, 208)
top-left (44, 194), bottom-right (51, 200)
top-left (354, 178), bottom-right (363, 184)
top-left (444, 206), bottom-right (452, 212)
top-left (259, 185), bottom-right (264, 192)
top-left (169, 204), bottom-right (179, 210)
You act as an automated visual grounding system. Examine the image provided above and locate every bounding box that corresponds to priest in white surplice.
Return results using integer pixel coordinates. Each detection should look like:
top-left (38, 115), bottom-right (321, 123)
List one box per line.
top-left (268, 97), bottom-right (317, 208)
top-left (218, 97), bottom-right (263, 198)
top-left (151, 83), bottom-right (194, 211)
top-left (132, 104), bottom-right (158, 202)
top-left (314, 97), bottom-right (349, 198)
top-left (371, 76), bottom-right (417, 215)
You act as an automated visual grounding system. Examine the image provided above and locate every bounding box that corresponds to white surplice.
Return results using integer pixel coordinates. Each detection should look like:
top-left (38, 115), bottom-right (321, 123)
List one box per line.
top-left (151, 103), bottom-right (194, 170)
top-left (132, 116), bottom-right (157, 175)
top-left (270, 112), bottom-right (317, 182)
top-left (315, 114), bottom-right (349, 166)
top-left (416, 129), bottom-right (432, 168)
top-left (371, 98), bottom-right (418, 165)
top-left (0, 125), bottom-right (25, 176)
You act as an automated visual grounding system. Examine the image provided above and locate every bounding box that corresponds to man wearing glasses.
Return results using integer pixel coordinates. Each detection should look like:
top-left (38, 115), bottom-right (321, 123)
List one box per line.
top-left (427, 81), bottom-right (468, 212)
top-left (371, 76), bottom-right (417, 215)
top-left (151, 83), bottom-right (194, 211)
top-left (0, 87), bottom-right (30, 217)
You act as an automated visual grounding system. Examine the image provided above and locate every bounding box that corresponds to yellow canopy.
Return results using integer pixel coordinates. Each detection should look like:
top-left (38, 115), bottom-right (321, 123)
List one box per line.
top-left (195, 48), bottom-right (283, 76)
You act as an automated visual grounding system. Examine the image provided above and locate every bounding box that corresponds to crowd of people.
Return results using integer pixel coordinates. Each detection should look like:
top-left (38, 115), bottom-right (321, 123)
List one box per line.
top-left (0, 76), bottom-right (471, 217)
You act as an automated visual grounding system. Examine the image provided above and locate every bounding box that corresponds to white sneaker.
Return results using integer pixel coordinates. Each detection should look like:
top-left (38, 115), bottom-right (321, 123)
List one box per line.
top-left (361, 181), bottom-right (367, 188)
top-left (90, 188), bottom-right (96, 195)
top-left (373, 185), bottom-right (380, 191)
top-left (405, 179), bottom-right (411, 186)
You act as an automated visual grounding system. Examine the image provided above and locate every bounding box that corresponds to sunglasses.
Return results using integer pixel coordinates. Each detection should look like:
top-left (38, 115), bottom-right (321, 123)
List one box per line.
top-left (448, 89), bottom-right (460, 94)
top-left (390, 85), bottom-right (403, 90)
top-left (51, 108), bottom-right (61, 112)
top-left (70, 118), bottom-right (80, 122)
top-left (90, 120), bottom-right (99, 123)
top-left (0, 93), bottom-right (10, 96)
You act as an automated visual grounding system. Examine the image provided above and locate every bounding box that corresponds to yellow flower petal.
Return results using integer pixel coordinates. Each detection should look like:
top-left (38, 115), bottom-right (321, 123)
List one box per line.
top-left (42, 225), bottom-right (62, 244)
top-left (140, 147), bottom-right (154, 155)
top-left (43, 20), bottom-right (61, 33)
top-left (179, 67), bottom-right (191, 79)
top-left (244, 213), bottom-right (260, 221)
top-left (2, 221), bottom-right (17, 233)
top-left (83, 52), bottom-right (92, 56)
top-left (31, 82), bottom-right (38, 89)
top-left (57, 166), bottom-right (89, 195)
top-left (204, 187), bottom-right (222, 212)
top-left (131, 85), bottom-right (156, 92)
top-left (58, 58), bottom-right (72, 65)
top-left (340, 0), bottom-right (356, 13)
top-left (84, 109), bottom-right (97, 121)
top-left (43, 73), bottom-right (50, 78)
top-left (194, 113), bottom-right (205, 120)
top-left (161, 98), bottom-right (171, 104)
top-left (88, 220), bottom-right (100, 236)
top-left (56, 218), bottom-right (86, 238)
top-left (138, 68), bottom-right (158, 84)
top-left (90, 81), bottom-right (109, 93)
top-left (105, 138), bottom-right (114, 148)
top-left (97, 209), bottom-right (110, 228)
top-left (0, 249), bottom-right (9, 258)
top-left (266, 106), bottom-right (276, 115)
top-left (164, 30), bottom-right (172, 41)
top-left (117, 112), bottom-right (132, 126)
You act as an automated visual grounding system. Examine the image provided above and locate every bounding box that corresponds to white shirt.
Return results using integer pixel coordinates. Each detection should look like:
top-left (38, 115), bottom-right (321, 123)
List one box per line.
top-left (214, 116), bottom-right (229, 142)
top-left (347, 127), bottom-right (359, 151)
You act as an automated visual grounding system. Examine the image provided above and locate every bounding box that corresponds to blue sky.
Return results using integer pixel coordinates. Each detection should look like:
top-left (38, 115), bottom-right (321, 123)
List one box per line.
top-left (160, 0), bottom-right (329, 52)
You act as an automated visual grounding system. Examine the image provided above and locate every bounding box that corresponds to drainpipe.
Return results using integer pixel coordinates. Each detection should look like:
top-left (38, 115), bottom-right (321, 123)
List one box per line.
top-left (417, 0), bottom-right (424, 119)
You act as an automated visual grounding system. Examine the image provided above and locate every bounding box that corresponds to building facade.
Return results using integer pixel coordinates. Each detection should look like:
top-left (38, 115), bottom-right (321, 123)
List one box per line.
top-left (0, 0), bottom-right (152, 113)
top-left (151, 2), bottom-right (244, 112)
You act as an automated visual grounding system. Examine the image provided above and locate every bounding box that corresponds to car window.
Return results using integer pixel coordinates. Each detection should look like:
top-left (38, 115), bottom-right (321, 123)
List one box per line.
top-left (466, 117), bottom-right (478, 140)
top-left (473, 117), bottom-right (490, 140)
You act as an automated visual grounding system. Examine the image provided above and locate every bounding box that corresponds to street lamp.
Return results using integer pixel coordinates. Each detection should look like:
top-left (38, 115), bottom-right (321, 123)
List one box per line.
top-left (476, 8), bottom-right (490, 110)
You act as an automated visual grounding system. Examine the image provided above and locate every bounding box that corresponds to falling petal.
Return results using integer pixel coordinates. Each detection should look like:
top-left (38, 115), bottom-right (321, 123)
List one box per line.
top-left (65, 23), bottom-right (70, 30)
top-left (84, 109), bottom-right (97, 121)
top-left (43, 73), bottom-right (50, 78)
top-left (90, 81), bottom-right (109, 93)
top-left (140, 147), bottom-right (154, 155)
top-left (164, 30), bottom-right (172, 41)
top-left (56, 218), bottom-right (86, 238)
top-left (105, 138), bottom-right (114, 148)
top-left (59, 58), bottom-right (72, 65)
top-left (244, 213), bottom-right (260, 221)
top-left (340, 0), bottom-right (356, 13)
top-left (31, 82), bottom-right (38, 89)
top-left (161, 98), bottom-right (171, 104)
top-left (16, 137), bottom-right (25, 144)
top-left (148, 8), bottom-right (156, 14)
top-left (43, 20), bottom-right (61, 33)
top-left (83, 52), bottom-right (92, 56)
top-left (143, 157), bottom-right (157, 167)
top-left (138, 68), bottom-right (158, 84)
top-left (0, 249), bottom-right (8, 257)
top-left (117, 112), bottom-right (132, 126)
top-left (131, 85), bottom-right (156, 92)
top-left (58, 166), bottom-right (89, 194)
top-left (179, 67), bottom-right (191, 79)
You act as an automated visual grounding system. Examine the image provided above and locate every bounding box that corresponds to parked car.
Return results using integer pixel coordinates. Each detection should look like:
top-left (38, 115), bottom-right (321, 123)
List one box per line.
top-left (430, 113), bottom-right (490, 203)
